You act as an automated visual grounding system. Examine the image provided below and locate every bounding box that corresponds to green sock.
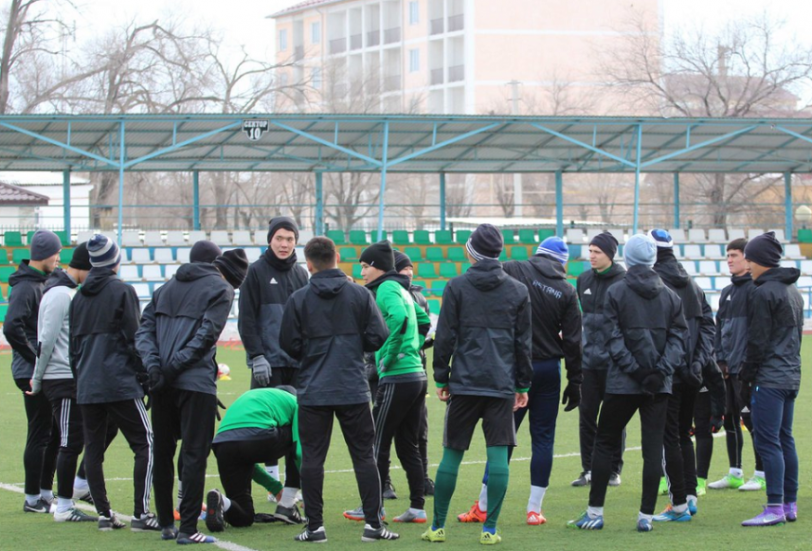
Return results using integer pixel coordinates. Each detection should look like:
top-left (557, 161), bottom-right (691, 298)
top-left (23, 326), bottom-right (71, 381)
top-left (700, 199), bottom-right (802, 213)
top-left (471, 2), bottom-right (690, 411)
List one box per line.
top-left (432, 447), bottom-right (464, 529)
top-left (484, 446), bottom-right (509, 530)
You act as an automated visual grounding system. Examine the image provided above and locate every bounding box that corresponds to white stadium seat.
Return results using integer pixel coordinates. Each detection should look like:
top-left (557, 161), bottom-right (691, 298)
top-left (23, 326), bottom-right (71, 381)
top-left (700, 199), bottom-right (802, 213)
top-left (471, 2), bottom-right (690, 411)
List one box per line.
top-left (132, 283), bottom-right (152, 299)
top-left (119, 265), bottom-right (140, 281)
top-left (231, 230), bottom-right (254, 246)
top-left (154, 248), bottom-right (175, 263)
top-left (682, 261), bottom-right (698, 276)
top-left (607, 229), bottom-right (625, 244)
top-left (188, 230), bottom-right (207, 244)
top-left (298, 229), bottom-right (315, 243)
top-left (719, 262), bottom-right (731, 277)
top-left (252, 230), bottom-right (267, 245)
top-left (164, 264), bottom-right (180, 280)
top-left (727, 228), bottom-right (746, 241)
top-left (796, 276), bottom-right (812, 289)
top-left (698, 261), bottom-right (719, 276)
top-left (683, 245), bottom-right (703, 259)
top-left (245, 247), bottom-right (262, 263)
top-left (707, 228), bottom-right (727, 243)
top-left (131, 249), bottom-right (152, 264)
top-left (176, 248), bottom-right (191, 264)
top-left (781, 260), bottom-right (797, 269)
top-left (142, 265), bottom-right (164, 281)
top-left (784, 244), bottom-right (802, 259)
top-left (121, 232), bottom-right (142, 247)
top-left (166, 231), bottom-right (186, 246)
top-left (800, 260), bottom-right (812, 274)
top-left (768, 229), bottom-right (788, 243)
top-left (76, 231), bottom-right (95, 245)
top-left (694, 277), bottom-right (713, 291)
top-left (210, 231), bottom-right (231, 246)
top-left (668, 228), bottom-right (686, 243)
top-left (688, 229), bottom-right (707, 243)
top-left (747, 228), bottom-right (766, 240)
top-left (565, 228), bottom-right (585, 243)
top-left (143, 231), bottom-right (164, 247)
top-left (708, 292), bottom-right (721, 311)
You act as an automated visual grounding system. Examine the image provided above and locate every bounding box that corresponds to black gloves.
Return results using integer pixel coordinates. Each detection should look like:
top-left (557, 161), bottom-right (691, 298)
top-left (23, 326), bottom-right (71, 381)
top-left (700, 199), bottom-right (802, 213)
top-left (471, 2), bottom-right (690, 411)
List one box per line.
top-left (740, 382), bottom-right (753, 410)
top-left (681, 361), bottom-right (703, 388)
top-left (641, 371), bottom-right (665, 397)
top-left (710, 416), bottom-right (724, 433)
top-left (148, 369), bottom-right (167, 393)
top-left (739, 362), bottom-right (758, 384)
top-left (562, 382), bottom-right (581, 412)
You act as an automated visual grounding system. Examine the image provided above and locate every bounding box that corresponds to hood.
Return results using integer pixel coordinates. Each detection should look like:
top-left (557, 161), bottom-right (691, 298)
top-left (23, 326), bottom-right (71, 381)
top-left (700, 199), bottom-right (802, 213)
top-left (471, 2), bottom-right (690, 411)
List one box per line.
top-left (754, 267), bottom-right (800, 286)
top-left (80, 267), bottom-right (119, 296)
top-left (731, 273), bottom-right (752, 287)
top-left (653, 251), bottom-right (690, 289)
top-left (365, 270), bottom-right (410, 293)
top-left (595, 261), bottom-right (627, 279)
top-left (42, 268), bottom-right (78, 295)
top-left (624, 265), bottom-right (664, 300)
top-left (467, 258), bottom-right (507, 291)
top-left (529, 254), bottom-right (566, 280)
top-left (309, 268), bottom-right (349, 298)
top-left (176, 262), bottom-right (222, 283)
top-left (8, 260), bottom-right (48, 287)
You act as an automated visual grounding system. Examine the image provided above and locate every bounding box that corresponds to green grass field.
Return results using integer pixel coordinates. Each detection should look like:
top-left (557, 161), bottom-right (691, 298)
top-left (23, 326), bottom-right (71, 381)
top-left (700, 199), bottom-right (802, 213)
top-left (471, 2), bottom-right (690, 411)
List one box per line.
top-left (1, 343), bottom-right (810, 550)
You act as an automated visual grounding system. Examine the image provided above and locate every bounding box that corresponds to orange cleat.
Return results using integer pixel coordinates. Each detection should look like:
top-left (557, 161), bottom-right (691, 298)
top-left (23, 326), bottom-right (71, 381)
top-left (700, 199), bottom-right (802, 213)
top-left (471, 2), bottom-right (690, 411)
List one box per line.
top-left (457, 501), bottom-right (487, 523)
top-left (173, 509), bottom-right (180, 521)
top-left (527, 511), bottom-right (547, 525)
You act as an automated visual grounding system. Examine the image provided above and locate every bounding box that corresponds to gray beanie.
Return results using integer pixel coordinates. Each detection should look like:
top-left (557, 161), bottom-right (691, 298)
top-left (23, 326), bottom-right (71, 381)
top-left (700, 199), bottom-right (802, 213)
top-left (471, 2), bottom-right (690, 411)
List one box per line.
top-left (624, 234), bottom-right (657, 268)
top-left (30, 230), bottom-right (62, 261)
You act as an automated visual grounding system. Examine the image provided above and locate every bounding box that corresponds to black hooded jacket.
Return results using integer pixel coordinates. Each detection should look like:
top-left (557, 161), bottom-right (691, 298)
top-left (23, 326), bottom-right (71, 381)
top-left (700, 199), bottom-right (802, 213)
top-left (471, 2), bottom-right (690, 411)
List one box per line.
top-left (69, 267), bottom-right (144, 405)
top-left (503, 254), bottom-right (582, 383)
top-left (280, 268), bottom-right (389, 406)
top-left (3, 261), bottom-right (48, 380)
top-left (604, 265), bottom-right (688, 395)
top-left (136, 263), bottom-right (235, 396)
top-left (433, 258), bottom-right (533, 398)
top-left (715, 273), bottom-right (754, 375)
top-left (577, 262), bottom-right (626, 371)
top-left (238, 248), bottom-right (309, 368)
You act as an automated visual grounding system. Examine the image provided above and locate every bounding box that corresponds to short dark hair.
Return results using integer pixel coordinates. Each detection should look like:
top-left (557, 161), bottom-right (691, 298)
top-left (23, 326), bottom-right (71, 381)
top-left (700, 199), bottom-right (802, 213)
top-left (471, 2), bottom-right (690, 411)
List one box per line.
top-left (304, 237), bottom-right (336, 271)
top-left (727, 238), bottom-right (748, 253)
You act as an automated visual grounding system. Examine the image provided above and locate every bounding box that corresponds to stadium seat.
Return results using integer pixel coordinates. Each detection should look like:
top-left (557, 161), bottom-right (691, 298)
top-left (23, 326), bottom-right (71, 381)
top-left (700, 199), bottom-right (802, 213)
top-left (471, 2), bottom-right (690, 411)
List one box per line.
top-left (447, 247), bottom-right (466, 262)
top-left (430, 280), bottom-right (447, 297)
top-left (784, 244), bottom-right (802, 259)
top-left (698, 261), bottom-right (719, 276)
top-left (339, 247), bottom-right (359, 262)
top-left (4, 231), bottom-right (23, 247)
top-left (369, 230), bottom-right (386, 243)
top-left (435, 230), bottom-right (453, 245)
top-left (154, 248), bottom-right (174, 264)
top-left (403, 247), bottom-right (423, 262)
top-left (439, 263), bottom-right (458, 278)
top-left (349, 230), bottom-right (368, 245)
top-left (164, 264), bottom-right (180, 280)
top-left (510, 246), bottom-right (529, 261)
top-left (727, 228), bottom-right (746, 241)
top-left (499, 248), bottom-right (508, 261)
top-left (132, 283), bottom-right (152, 299)
top-left (25, 230), bottom-right (35, 245)
top-left (567, 261), bottom-right (586, 277)
top-left (606, 229), bottom-right (624, 244)
top-left (122, 232), bottom-right (142, 247)
top-left (392, 230), bottom-right (410, 245)
top-left (705, 244), bottom-right (724, 258)
top-left (707, 228), bottom-right (727, 243)
top-left (718, 262), bottom-right (731, 277)
top-left (688, 229), bottom-right (707, 243)
top-left (800, 260), bottom-right (812, 274)
top-left (694, 277), bottom-right (713, 292)
top-left (188, 230), bottom-right (207, 243)
top-left (708, 292), bottom-right (721, 311)
top-left (352, 264), bottom-right (363, 279)
top-left (76, 231), bottom-right (95, 245)
top-left (143, 231), bottom-right (164, 247)
top-left (298, 229), bottom-right (314, 243)
top-left (0, 303), bottom-right (8, 323)
top-left (413, 230), bottom-right (431, 245)
top-left (453, 230), bottom-right (471, 245)
top-left (412, 279), bottom-right (428, 291)
top-left (0, 266), bottom-right (16, 282)
top-left (428, 299), bottom-right (441, 315)
top-left (668, 228), bottom-right (686, 243)
top-left (585, 228), bottom-right (602, 243)
top-left (142, 265), bottom-right (164, 282)
top-left (426, 247), bottom-right (445, 262)
top-left (797, 276), bottom-right (812, 288)
top-left (768, 229), bottom-right (787, 243)
top-left (54, 231), bottom-right (70, 246)
top-left (417, 263), bottom-right (438, 279)
top-left (781, 260), bottom-right (798, 269)
top-left (0, 249), bottom-right (8, 264)
top-left (210, 231), bottom-right (231, 246)
top-left (502, 229), bottom-right (516, 244)
top-left (12, 249), bottom-right (28, 265)
top-left (165, 231), bottom-right (186, 246)
top-left (537, 228), bottom-right (555, 241)
top-left (176, 248), bottom-right (191, 264)
top-left (131, 249), bottom-right (152, 264)
top-left (518, 228), bottom-right (537, 244)
top-left (565, 228), bottom-right (584, 244)
top-left (798, 229), bottom-right (812, 243)
top-left (59, 249), bottom-right (73, 264)
top-left (119, 265), bottom-right (140, 281)
top-left (231, 230), bottom-right (254, 246)
top-left (683, 245), bottom-right (703, 259)
top-left (326, 230), bottom-right (346, 245)
top-left (244, 248), bottom-right (262, 263)
top-left (747, 228), bottom-right (766, 240)
top-left (683, 261), bottom-right (698, 276)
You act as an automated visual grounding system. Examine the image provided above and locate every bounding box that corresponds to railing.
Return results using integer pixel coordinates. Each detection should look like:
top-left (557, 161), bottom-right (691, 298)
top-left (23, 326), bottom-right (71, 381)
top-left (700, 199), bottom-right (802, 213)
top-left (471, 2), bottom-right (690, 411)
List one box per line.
top-left (430, 68), bottom-right (444, 85)
top-left (448, 64), bottom-right (464, 82)
top-left (383, 75), bottom-right (402, 92)
top-left (383, 27), bottom-right (401, 44)
top-left (367, 30), bottom-right (380, 47)
top-left (329, 37), bottom-right (347, 54)
top-left (448, 14), bottom-right (464, 32)
top-left (430, 18), bottom-right (444, 35)
top-left (350, 33), bottom-right (362, 50)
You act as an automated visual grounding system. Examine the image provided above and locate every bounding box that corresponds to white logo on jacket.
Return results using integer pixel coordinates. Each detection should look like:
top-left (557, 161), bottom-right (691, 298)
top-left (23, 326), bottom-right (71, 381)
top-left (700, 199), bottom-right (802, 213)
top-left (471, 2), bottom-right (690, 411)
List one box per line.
top-left (270, 278), bottom-right (278, 284)
top-left (583, 288), bottom-right (592, 295)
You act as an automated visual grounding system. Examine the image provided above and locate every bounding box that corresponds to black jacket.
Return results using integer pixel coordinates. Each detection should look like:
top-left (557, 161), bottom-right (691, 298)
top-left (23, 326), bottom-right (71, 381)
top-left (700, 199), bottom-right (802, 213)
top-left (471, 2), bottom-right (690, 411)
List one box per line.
top-left (3, 261), bottom-right (48, 379)
top-left (743, 267), bottom-right (803, 391)
top-left (605, 265), bottom-right (688, 395)
top-left (433, 258), bottom-right (533, 398)
top-left (577, 262), bottom-right (626, 371)
top-left (715, 274), bottom-right (754, 375)
top-left (69, 267), bottom-right (144, 405)
top-left (136, 263), bottom-right (234, 396)
top-left (654, 252), bottom-right (715, 384)
top-left (503, 255), bottom-right (582, 383)
top-left (238, 249), bottom-right (309, 368)
top-left (280, 268), bottom-right (389, 406)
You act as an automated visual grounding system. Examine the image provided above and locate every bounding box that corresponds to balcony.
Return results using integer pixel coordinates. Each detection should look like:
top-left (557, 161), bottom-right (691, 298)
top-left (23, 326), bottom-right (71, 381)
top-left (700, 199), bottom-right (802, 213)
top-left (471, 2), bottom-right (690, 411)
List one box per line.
top-left (448, 14), bottom-right (464, 32)
top-left (384, 27), bottom-right (401, 44)
top-left (383, 75), bottom-right (402, 92)
top-left (448, 64), bottom-right (464, 82)
top-left (430, 68), bottom-right (444, 85)
top-left (367, 30), bottom-right (381, 47)
top-left (430, 18), bottom-right (443, 35)
top-left (350, 34), bottom-right (362, 50)
top-left (330, 37), bottom-right (347, 54)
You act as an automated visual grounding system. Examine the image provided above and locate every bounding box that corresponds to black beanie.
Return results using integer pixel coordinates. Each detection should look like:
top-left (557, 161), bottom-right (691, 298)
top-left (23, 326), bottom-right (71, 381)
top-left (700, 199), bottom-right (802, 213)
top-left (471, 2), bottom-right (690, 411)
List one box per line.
top-left (466, 224), bottom-right (503, 261)
top-left (394, 250), bottom-right (413, 273)
top-left (267, 216), bottom-right (300, 244)
top-left (589, 231), bottom-right (618, 261)
top-left (69, 242), bottom-right (92, 271)
top-left (744, 231), bottom-right (782, 269)
top-left (359, 240), bottom-right (395, 272)
top-left (190, 240), bottom-right (222, 264)
top-left (214, 249), bottom-right (249, 289)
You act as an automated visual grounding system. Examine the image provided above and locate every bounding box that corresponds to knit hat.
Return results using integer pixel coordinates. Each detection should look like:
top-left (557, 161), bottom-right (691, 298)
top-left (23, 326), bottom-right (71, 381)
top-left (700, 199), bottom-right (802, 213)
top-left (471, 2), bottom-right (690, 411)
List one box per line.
top-left (359, 240), bottom-right (395, 272)
top-left (87, 234), bottom-right (121, 268)
top-left (624, 234), bottom-right (657, 268)
top-left (466, 224), bottom-right (503, 261)
top-left (648, 228), bottom-right (674, 248)
top-left (267, 216), bottom-right (299, 244)
top-left (29, 230), bottom-right (62, 261)
top-left (536, 236), bottom-right (569, 264)
top-left (190, 240), bottom-right (222, 264)
top-left (214, 249), bottom-right (249, 289)
top-left (744, 231), bottom-right (782, 268)
top-left (394, 250), bottom-right (413, 273)
top-left (589, 231), bottom-right (618, 260)
top-left (69, 242), bottom-right (92, 271)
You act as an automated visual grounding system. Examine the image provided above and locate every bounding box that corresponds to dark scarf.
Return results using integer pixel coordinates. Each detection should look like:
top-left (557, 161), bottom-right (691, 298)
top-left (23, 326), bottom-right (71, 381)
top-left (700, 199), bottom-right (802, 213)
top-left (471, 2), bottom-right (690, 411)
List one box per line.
top-left (263, 246), bottom-right (298, 272)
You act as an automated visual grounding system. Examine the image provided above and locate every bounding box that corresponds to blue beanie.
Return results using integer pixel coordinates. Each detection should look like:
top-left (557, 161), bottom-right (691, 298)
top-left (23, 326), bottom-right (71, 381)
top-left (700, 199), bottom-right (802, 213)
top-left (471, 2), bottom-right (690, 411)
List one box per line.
top-left (648, 228), bottom-right (673, 248)
top-left (624, 234), bottom-right (657, 268)
top-left (536, 236), bottom-right (569, 264)
top-left (87, 234), bottom-right (121, 268)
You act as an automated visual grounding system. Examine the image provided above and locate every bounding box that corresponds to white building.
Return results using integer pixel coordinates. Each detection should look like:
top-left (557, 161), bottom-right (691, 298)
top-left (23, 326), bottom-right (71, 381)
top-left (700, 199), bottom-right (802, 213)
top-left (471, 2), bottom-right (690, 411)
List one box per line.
top-left (0, 172), bottom-right (93, 231)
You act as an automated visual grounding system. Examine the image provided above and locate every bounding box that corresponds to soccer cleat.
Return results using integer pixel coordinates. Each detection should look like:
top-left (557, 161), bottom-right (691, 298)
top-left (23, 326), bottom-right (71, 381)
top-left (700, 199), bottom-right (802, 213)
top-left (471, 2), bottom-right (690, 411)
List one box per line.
top-left (708, 474), bottom-right (744, 489)
top-left (54, 507), bottom-right (97, 522)
top-left (457, 501), bottom-right (487, 523)
top-left (687, 497), bottom-right (698, 516)
top-left (23, 499), bottom-right (51, 514)
top-left (294, 526), bottom-right (328, 543)
top-left (658, 477), bottom-right (669, 495)
top-left (609, 473), bottom-right (621, 487)
top-left (267, 492), bottom-right (278, 503)
top-left (177, 531), bottom-right (217, 544)
top-left (783, 502), bottom-right (797, 522)
top-left (637, 518), bottom-right (653, 532)
top-left (254, 513), bottom-right (278, 523)
top-left (162, 525), bottom-right (179, 540)
top-left (571, 472), bottom-right (591, 487)
top-left (421, 526), bottom-right (446, 543)
top-left (653, 505), bottom-right (691, 522)
top-left (424, 478), bottom-right (435, 497)
top-left (526, 511), bottom-right (546, 525)
top-left (567, 511), bottom-right (603, 530)
top-left (739, 475), bottom-right (766, 491)
top-left (382, 480), bottom-right (398, 500)
top-left (205, 490), bottom-right (226, 533)
top-left (361, 524), bottom-right (400, 542)
top-left (696, 478), bottom-right (707, 497)
top-left (275, 503), bottom-right (305, 525)
top-left (131, 512), bottom-right (161, 532)
top-left (72, 488), bottom-right (94, 505)
top-left (742, 505), bottom-right (786, 527)
top-left (98, 512), bottom-right (126, 531)
top-left (480, 530), bottom-right (501, 545)
top-left (393, 509), bottom-right (427, 523)
top-left (174, 509), bottom-right (181, 521)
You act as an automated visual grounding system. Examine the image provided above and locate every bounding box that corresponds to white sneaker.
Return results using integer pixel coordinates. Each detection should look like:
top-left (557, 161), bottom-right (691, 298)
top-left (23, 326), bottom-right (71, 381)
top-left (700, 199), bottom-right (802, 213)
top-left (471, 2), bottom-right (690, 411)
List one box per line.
top-left (267, 492), bottom-right (278, 503)
top-left (739, 476), bottom-right (766, 491)
top-left (708, 474), bottom-right (744, 489)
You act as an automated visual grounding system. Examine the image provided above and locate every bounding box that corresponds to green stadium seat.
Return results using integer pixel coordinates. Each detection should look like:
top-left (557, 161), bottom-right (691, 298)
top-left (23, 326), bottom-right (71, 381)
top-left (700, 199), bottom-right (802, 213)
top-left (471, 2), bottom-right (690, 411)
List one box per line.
top-left (403, 247), bottom-right (423, 262)
top-left (434, 230), bottom-right (453, 244)
top-left (412, 279), bottom-right (428, 291)
top-left (413, 230), bottom-right (431, 244)
top-left (0, 266), bottom-right (15, 282)
top-left (439, 263), bottom-right (458, 278)
top-left (13, 249), bottom-right (28, 265)
top-left (417, 263), bottom-right (438, 279)
top-left (461, 262), bottom-right (471, 273)
top-left (510, 246), bottom-right (529, 261)
top-left (60, 249), bottom-right (73, 264)
top-left (798, 229), bottom-right (812, 243)
top-left (0, 303), bottom-right (8, 323)
top-left (369, 230), bottom-right (387, 243)
top-left (392, 230), bottom-right (410, 245)
top-left (55, 231), bottom-right (70, 246)
top-left (339, 247), bottom-right (358, 262)
top-left (501, 229), bottom-right (516, 244)
top-left (447, 247), bottom-right (466, 262)
top-left (567, 261), bottom-right (586, 277)
top-left (425, 247), bottom-right (445, 262)
top-left (4, 231), bottom-right (22, 247)
top-left (455, 230), bottom-right (472, 245)
top-left (26, 230), bottom-right (35, 245)
top-left (538, 228), bottom-right (555, 241)
top-left (352, 264), bottom-right (363, 279)
top-left (430, 279), bottom-right (447, 297)
top-left (518, 228), bottom-right (537, 244)
top-left (499, 248), bottom-right (508, 261)
top-left (569, 244), bottom-right (582, 259)
top-left (0, 249), bottom-right (8, 264)
top-left (350, 230), bottom-right (369, 245)
top-left (326, 230), bottom-right (346, 245)
top-left (428, 299), bottom-right (441, 315)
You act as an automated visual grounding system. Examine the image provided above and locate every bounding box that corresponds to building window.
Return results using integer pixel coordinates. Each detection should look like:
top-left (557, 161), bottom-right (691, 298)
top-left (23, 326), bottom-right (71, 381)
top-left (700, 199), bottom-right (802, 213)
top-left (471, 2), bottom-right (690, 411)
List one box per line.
top-left (311, 22), bottom-right (321, 44)
top-left (409, 1), bottom-right (419, 25)
top-left (312, 67), bottom-right (322, 89)
top-left (279, 29), bottom-right (288, 51)
top-left (409, 49), bottom-right (420, 72)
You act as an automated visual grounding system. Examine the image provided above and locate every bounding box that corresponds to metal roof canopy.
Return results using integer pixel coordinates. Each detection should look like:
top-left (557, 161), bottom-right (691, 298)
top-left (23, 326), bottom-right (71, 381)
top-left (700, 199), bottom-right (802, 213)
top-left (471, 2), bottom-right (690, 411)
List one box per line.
top-left (0, 113), bottom-right (809, 239)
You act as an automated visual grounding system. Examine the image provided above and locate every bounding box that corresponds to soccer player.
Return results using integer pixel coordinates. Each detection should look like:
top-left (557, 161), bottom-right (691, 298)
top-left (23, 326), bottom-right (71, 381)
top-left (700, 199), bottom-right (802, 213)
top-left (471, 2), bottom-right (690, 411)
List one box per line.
top-left (648, 229), bottom-right (715, 523)
top-left (4, 229), bottom-right (62, 513)
top-left (279, 236), bottom-right (394, 543)
top-left (205, 386), bottom-right (302, 531)
top-left (423, 224), bottom-right (532, 545)
top-left (457, 236), bottom-right (581, 526)
top-left (568, 234), bottom-right (686, 533)
top-left (69, 234), bottom-right (155, 532)
top-left (574, 231), bottom-right (626, 488)
top-left (739, 231), bottom-right (802, 526)
top-left (708, 238), bottom-right (764, 491)
top-left (136, 243), bottom-right (248, 543)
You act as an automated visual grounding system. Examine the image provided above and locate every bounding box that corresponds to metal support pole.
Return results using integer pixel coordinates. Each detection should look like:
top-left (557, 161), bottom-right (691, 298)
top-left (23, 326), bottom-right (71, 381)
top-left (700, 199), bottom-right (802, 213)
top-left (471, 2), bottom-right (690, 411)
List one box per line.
top-left (785, 172), bottom-right (793, 241)
top-left (315, 172), bottom-right (324, 235)
top-left (375, 122), bottom-right (390, 242)
top-left (632, 124), bottom-right (643, 234)
top-left (117, 122), bottom-right (125, 245)
top-left (439, 172), bottom-right (447, 231)
top-left (555, 170), bottom-right (563, 237)
top-left (673, 173), bottom-right (680, 229)
top-left (62, 170), bottom-right (71, 236)
top-left (193, 171), bottom-right (201, 230)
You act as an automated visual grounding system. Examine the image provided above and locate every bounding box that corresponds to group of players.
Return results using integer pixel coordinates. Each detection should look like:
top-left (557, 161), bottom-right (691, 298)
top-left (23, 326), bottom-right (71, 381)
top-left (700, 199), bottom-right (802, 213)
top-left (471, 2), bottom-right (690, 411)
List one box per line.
top-left (4, 217), bottom-right (803, 545)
